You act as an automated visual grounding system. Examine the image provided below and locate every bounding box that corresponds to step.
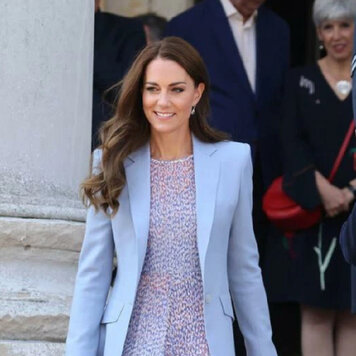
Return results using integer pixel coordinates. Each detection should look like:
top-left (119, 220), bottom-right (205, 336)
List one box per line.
top-left (0, 291), bottom-right (70, 342)
top-left (0, 340), bottom-right (65, 356)
top-left (0, 217), bottom-right (85, 252)
top-left (0, 247), bottom-right (78, 302)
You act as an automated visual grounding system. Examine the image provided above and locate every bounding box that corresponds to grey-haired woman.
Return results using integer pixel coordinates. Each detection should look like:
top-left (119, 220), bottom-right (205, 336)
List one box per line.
top-left (281, 0), bottom-right (356, 355)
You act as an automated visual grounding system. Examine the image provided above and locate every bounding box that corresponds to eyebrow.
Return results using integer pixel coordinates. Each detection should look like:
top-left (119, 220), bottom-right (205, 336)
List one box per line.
top-left (144, 81), bottom-right (187, 86)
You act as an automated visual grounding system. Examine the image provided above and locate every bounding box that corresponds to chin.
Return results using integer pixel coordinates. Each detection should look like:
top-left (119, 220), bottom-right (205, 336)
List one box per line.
top-left (332, 52), bottom-right (351, 61)
top-left (151, 125), bottom-right (178, 135)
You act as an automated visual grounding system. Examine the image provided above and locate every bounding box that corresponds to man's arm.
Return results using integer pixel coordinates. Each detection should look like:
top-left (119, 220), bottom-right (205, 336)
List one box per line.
top-left (340, 27), bottom-right (356, 266)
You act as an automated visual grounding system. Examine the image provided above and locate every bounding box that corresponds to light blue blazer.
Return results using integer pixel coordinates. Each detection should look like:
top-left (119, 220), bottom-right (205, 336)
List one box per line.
top-left (66, 136), bottom-right (277, 356)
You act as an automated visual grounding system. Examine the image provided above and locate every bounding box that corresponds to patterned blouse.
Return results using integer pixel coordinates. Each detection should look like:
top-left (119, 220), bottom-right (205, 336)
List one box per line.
top-left (122, 155), bottom-right (209, 355)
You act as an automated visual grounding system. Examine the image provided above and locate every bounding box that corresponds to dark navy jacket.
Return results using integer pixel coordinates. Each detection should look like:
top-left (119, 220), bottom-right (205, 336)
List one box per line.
top-left (339, 43), bottom-right (356, 313)
top-left (166, 0), bottom-right (290, 188)
top-left (339, 203), bottom-right (356, 312)
top-left (93, 11), bottom-right (145, 149)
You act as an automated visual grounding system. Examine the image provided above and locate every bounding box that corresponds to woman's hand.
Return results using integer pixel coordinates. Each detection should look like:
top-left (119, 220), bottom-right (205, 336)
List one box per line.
top-left (341, 187), bottom-right (354, 206)
top-left (315, 171), bottom-right (350, 217)
top-left (341, 179), bottom-right (356, 209)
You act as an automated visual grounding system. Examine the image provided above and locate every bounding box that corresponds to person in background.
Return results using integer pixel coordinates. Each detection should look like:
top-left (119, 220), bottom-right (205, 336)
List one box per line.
top-left (281, 1), bottom-right (356, 355)
top-left (65, 36), bottom-right (277, 356)
top-left (92, 0), bottom-right (146, 150)
top-left (135, 13), bottom-right (167, 43)
top-left (166, 1), bottom-right (292, 354)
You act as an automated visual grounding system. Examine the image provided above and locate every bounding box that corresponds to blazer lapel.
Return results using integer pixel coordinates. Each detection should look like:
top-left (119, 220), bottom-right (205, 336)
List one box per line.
top-left (193, 136), bottom-right (220, 281)
top-left (125, 143), bottom-right (150, 282)
top-left (207, 0), bottom-right (254, 98)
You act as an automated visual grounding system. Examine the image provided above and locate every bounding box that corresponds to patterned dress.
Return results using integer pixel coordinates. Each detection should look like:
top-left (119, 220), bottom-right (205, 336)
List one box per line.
top-left (122, 155), bottom-right (209, 356)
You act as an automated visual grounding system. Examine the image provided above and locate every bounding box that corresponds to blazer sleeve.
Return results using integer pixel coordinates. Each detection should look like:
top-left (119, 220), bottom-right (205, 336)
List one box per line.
top-left (66, 149), bottom-right (114, 356)
top-left (340, 203), bottom-right (356, 265)
top-left (281, 69), bottom-right (321, 209)
top-left (228, 145), bottom-right (277, 356)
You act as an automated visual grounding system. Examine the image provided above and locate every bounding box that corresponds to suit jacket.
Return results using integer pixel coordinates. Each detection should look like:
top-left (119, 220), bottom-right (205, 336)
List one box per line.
top-left (93, 12), bottom-right (146, 150)
top-left (165, 0), bottom-right (290, 187)
top-left (339, 204), bottom-right (356, 313)
top-left (65, 136), bottom-right (277, 356)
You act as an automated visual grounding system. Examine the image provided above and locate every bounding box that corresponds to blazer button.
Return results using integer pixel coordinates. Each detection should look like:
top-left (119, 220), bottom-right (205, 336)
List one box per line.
top-left (205, 294), bottom-right (212, 304)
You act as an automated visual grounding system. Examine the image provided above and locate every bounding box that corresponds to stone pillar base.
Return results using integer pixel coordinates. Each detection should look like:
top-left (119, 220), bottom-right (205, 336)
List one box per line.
top-left (0, 217), bottom-right (85, 355)
top-left (0, 341), bottom-right (65, 356)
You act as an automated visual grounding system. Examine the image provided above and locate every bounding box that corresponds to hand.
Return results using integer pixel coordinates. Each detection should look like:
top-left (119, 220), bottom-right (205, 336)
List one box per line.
top-left (341, 186), bottom-right (354, 206)
top-left (315, 171), bottom-right (350, 217)
top-left (321, 184), bottom-right (350, 217)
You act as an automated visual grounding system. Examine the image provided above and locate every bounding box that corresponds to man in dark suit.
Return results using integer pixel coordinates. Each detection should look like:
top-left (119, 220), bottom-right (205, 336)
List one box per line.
top-left (165, 0), bottom-right (289, 248)
top-left (166, 1), bottom-right (290, 354)
top-left (339, 33), bottom-right (356, 313)
top-left (166, 0), bottom-right (289, 188)
top-left (92, 0), bottom-right (146, 149)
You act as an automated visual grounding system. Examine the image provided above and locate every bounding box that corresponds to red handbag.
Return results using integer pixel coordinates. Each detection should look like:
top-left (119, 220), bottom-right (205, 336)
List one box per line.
top-left (263, 121), bottom-right (355, 234)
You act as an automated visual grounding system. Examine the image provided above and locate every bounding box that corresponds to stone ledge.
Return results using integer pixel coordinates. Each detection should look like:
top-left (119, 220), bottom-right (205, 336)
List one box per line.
top-left (0, 217), bottom-right (85, 252)
top-left (0, 340), bottom-right (65, 356)
top-left (0, 294), bottom-right (70, 341)
top-left (0, 204), bottom-right (86, 222)
top-left (0, 248), bottom-right (78, 296)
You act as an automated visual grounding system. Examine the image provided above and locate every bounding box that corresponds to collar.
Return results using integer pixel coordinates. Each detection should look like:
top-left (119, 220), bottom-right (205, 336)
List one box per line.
top-left (219, 0), bottom-right (258, 27)
top-left (126, 134), bottom-right (218, 166)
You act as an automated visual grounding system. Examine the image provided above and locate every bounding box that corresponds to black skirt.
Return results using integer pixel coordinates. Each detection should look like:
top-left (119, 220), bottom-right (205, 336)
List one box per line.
top-left (289, 216), bottom-right (352, 310)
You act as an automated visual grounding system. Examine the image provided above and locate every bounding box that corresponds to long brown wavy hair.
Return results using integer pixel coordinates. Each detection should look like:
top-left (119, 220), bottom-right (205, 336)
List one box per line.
top-left (82, 36), bottom-right (228, 215)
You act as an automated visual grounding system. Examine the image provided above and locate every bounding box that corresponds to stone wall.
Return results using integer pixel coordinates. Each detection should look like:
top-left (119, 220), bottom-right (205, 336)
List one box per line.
top-left (0, 0), bottom-right (93, 354)
top-left (0, 218), bottom-right (84, 355)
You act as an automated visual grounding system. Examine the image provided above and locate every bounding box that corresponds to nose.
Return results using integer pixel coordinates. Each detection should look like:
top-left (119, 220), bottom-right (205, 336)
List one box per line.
top-left (157, 91), bottom-right (170, 107)
top-left (331, 26), bottom-right (342, 40)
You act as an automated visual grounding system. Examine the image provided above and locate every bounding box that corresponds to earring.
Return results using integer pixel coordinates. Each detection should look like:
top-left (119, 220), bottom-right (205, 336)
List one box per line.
top-left (191, 106), bottom-right (196, 115)
top-left (319, 42), bottom-right (326, 58)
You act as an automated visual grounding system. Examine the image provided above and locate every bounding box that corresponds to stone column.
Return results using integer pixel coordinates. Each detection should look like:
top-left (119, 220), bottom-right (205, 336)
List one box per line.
top-left (104, 0), bottom-right (194, 19)
top-left (0, 0), bottom-right (93, 354)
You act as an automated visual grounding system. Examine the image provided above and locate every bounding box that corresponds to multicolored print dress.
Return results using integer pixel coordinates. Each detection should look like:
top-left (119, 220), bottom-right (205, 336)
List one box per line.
top-left (122, 155), bottom-right (210, 356)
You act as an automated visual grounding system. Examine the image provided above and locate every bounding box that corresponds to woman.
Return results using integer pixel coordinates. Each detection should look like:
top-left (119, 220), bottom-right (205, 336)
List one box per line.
top-left (65, 37), bottom-right (276, 356)
top-left (281, 1), bottom-right (356, 355)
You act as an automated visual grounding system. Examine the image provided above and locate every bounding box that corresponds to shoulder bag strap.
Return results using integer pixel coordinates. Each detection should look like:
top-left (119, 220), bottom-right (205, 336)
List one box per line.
top-left (328, 120), bottom-right (355, 183)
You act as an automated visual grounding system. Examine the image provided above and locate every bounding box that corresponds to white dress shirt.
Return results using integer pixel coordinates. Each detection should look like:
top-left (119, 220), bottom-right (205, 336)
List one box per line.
top-left (220, 0), bottom-right (257, 92)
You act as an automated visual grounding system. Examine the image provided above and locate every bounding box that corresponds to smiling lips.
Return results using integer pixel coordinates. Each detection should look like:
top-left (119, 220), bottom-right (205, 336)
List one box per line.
top-left (333, 43), bottom-right (347, 53)
top-left (154, 111), bottom-right (175, 119)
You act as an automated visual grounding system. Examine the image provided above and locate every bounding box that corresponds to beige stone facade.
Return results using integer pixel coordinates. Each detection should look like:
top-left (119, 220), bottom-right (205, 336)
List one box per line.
top-left (102, 0), bottom-right (194, 19)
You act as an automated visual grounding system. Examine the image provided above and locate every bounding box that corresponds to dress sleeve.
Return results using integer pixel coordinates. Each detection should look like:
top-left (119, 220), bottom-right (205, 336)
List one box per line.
top-left (281, 69), bottom-right (321, 209)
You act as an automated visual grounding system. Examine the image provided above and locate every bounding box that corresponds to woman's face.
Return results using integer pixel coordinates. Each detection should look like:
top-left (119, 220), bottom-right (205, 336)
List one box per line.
top-left (317, 18), bottom-right (354, 61)
top-left (142, 57), bottom-right (204, 137)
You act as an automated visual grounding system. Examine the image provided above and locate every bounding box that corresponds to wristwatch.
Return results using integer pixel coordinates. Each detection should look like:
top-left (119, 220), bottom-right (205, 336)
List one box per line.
top-left (347, 184), bottom-right (356, 198)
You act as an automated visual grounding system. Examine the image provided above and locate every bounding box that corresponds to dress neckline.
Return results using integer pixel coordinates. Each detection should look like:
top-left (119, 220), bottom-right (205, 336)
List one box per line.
top-left (150, 154), bottom-right (193, 163)
top-left (315, 63), bottom-right (352, 103)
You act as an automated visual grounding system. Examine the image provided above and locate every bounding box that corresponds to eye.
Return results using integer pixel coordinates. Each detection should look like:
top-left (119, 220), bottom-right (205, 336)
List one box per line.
top-left (322, 24), bottom-right (332, 30)
top-left (172, 87), bottom-right (184, 93)
top-left (340, 22), bottom-right (351, 28)
top-left (145, 86), bottom-right (158, 92)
